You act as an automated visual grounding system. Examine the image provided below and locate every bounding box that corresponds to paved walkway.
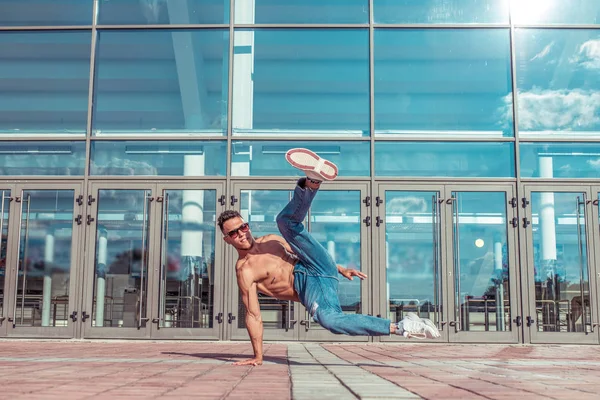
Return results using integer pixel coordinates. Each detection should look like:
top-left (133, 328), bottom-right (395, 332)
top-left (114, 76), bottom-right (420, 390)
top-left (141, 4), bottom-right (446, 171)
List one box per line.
top-left (0, 341), bottom-right (599, 399)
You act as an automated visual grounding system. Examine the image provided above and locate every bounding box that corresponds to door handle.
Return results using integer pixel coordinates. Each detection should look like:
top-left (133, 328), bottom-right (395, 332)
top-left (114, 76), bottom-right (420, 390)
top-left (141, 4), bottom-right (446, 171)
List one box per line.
top-left (300, 319), bottom-right (311, 330)
top-left (70, 311), bottom-right (78, 322)
top-left (215, 312), bottom-right (223, 324)
top-left (228, 313), bottom-right (236, 324)
top-left (152, 318), bottom-right (160, 330)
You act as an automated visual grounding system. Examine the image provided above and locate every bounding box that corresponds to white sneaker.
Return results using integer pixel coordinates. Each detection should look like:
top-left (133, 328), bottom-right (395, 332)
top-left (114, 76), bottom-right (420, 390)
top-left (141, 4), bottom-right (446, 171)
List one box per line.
top-left (395, 312), bottom-right (441, 339)
top-left (285, 148), bottom-right (338, 182)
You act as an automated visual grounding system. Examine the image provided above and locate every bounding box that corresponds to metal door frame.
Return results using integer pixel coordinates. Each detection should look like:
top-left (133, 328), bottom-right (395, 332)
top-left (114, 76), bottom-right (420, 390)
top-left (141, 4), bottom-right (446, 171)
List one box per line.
top-left (227, 181), bottom-right (300, 341)
top-left (0, 184), bottom-right (17, 337)
top-left (444, 184), bottom-right (520, 344)
top-left (521, 184), bottom-right (599, 344)
top-left (148, 182), bottom-right (226, 340)
top-left (5, 182), bottom-right (83, 338)
top-left (297, 181), bottom-right (371, 342)
top-left (374, 182), bottom-right (520, 344)
top-left (375, 183), bottom-right (448, 342)
top-left (81, 181), bottom-right (159, 339)
top-left (590, 186), bottom-right (600, 339)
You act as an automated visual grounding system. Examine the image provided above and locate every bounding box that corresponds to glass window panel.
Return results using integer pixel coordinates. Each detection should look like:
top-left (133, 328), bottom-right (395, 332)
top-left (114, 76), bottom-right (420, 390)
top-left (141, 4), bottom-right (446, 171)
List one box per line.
top-left (373, 0), bottom-right (509, 24)
top-left (158, 189), bottom-right (217, 329)
top-left (385, 191), bottom-right (443, 330)
top-left (0, 0), bottom-right (93, 26)
top-left (231, 141), bottom-right (370, 177)
top-left (520, 143), bottom-right (600, 178)
top-left (15, 190), bottom-right (75, 327)
top-left (92, 189), bottom-right (152, 328)
top-left (0, 141), bottom-right (85, 176)
top-left (375, 141), bottom-right (515, 177)
top-left (515, 30), bottom-right (600, 139)
top-left (97, 0), bottom-right (229, 25)
top-left (234, 0), bottom-right (368, 24)
top-left (0, 191), bottom-right (12, 322)
top-left (512, 0), bottom-right (600, 25)
top-left (232, 29), bottom-right (369, 137)
top-left (451, 191), bottom-right (511, 332)
top-left (93, 30), bottom-right (229, 136)
top-left (530, 192), bottom-right (591, 333)
top-left (90, 141), bottom-right (227, 176)
top-left (374, 29), bottom-right (514, 138)
top-left (0, 31), bottom-right (92, 135)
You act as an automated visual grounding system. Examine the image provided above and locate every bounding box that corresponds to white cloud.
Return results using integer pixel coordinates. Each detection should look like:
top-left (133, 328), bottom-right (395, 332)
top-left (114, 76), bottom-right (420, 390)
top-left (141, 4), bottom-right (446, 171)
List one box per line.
top-left (510, 88), bottom-right (600, 131)
top-left (587, 158), bottom-right (600, 169)
top-left (570, 39), bottom-right (600, 70)
top-left (530, 42), bottom-right (554, 62)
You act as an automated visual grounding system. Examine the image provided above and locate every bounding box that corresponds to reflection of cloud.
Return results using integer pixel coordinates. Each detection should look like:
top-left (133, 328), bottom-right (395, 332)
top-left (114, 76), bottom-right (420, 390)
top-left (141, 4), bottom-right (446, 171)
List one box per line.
top-left (587, 158), bottom-right (600, 169)
top-left (570, 39), bottom-right (600, 70)
top-left (501, 89), bottom-right (600, 130)
top-left (530, 42), bottom-right (554, 61)
top-left (388, 196), bottom-right (427, 214)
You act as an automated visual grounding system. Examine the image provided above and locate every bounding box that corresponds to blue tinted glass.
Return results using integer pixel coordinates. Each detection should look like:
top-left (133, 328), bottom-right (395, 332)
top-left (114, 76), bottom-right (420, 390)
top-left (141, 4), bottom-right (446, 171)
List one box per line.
top-left (374, 29), bottom-right (513, 138)
top-left (231, 141), bottom-right (370, 177)
top-left (375, 142), bottom-right (515, 177)
top-left (232, 30), bottom-right (369, 136)
top-left (0, 141), bottom-right (85, 175)
top-left (90, 141), bottom-right (227, 176)
top-left (515, 29), bottom-right (600, 138)
top-left (0, 31), bottom-right (91, 135)
top-left (234, 0), bottom-right (368, 24)
top-left (512, 1), bottom-right (600, 24)
top-left (373, 0), bottom-right (508, 24)
top-left (98, 0), bottom-right (229, 25)
top-left (93, 30), bottom-right (229, 136)
top-left (521, 143), bottom-right (600, 178)
top-left (0, 0), bottom-right (93, 26)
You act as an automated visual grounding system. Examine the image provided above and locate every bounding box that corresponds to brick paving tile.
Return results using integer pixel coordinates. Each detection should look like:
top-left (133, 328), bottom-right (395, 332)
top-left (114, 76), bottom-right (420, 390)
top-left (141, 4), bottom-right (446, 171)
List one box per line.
top-left (2, 341), bottom-right (600, 399)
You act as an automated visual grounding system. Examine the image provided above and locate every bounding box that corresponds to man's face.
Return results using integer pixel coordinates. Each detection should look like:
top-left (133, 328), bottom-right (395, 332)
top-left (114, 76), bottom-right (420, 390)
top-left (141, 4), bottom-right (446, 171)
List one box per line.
top-left (222, 216), bottom-right (253, 250)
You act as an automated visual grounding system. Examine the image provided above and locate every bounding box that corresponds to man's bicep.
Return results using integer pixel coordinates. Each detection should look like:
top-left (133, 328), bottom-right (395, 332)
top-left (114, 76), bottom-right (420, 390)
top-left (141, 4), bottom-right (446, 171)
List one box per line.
top-left (238, 271), bottom-right (261, 318)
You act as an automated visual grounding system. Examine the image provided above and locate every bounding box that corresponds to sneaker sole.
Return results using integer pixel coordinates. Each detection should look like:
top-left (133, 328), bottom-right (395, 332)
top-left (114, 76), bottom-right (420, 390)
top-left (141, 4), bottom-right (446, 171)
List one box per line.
top-left (286, 148), bottom-right (338, 181)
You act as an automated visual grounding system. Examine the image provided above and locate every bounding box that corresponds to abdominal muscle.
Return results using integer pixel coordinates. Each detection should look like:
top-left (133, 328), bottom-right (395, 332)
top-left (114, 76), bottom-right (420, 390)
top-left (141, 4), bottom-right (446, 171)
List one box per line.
top-left (254, 254), bottom-right (300, 302)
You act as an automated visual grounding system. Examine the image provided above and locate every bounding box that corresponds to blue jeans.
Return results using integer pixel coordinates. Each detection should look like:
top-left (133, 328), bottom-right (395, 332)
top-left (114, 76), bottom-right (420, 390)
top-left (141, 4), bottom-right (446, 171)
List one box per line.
top-left (276, 180), bottom-right (391, 336)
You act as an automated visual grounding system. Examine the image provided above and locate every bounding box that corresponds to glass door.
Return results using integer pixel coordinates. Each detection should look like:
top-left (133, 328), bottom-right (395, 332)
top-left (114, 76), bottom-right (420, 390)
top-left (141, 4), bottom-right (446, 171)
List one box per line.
top-left (376, 184), bottom-right (446, 342)
top-left (81, 183), bottom-right (157, 339)
top-left (523, 185), bottom-right (599, 344)
top-left (298, 183), bottom-right (370, 342)
top-left (376, 184), bottom-right (520, 343)
top-left (591, 186), bottom-right (600, 338)
top-left (445, 185), bottom-right (519, 343)
top-left (6, 183), bottom-right (83, 338)
top-left (0, 187), bottom-right (14, 337)
top-left (228, 183), bottom-right (297, 341)
top-left (149, 183), bottom-right (226, 339)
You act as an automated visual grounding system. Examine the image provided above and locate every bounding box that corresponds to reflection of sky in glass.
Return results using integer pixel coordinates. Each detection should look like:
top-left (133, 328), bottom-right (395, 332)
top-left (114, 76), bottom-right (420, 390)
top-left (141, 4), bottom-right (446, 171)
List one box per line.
top-left (374, 0), bottom-right (509, 24)
top-left (516, 29), bottom-right (600, 137)
top-left (511, 0), bottom-right (600, 24)
top-left (375, 29), bottom-right (513, 137)
top-left (235, 0), bottom-right (368, 24)
top-left (521, 143), bottom-right (600, 178)
top-left (231, 141), bottom-right (370, 177)
top-left (232, 30), bottom-right (369, 135)
top-left (375, 142), bottom-right (515, 177)
top-left (93, 30), bottom-right (229, 135)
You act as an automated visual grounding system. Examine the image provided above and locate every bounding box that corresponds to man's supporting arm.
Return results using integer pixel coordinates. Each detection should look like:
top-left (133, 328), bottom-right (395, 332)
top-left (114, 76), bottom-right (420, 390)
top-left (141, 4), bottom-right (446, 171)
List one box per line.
top-left (234, 268), bottom-right (264, 366)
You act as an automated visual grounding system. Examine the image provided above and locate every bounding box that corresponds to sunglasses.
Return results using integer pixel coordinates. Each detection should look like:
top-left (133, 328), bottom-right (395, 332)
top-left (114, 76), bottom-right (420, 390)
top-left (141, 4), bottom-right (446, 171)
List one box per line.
top-left (226, 222), bottom-right (250, 239)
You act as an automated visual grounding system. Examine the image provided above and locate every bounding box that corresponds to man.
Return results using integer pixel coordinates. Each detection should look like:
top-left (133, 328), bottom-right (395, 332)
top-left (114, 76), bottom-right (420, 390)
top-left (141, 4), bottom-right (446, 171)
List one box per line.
top-left (219, 148), bottom-right (440, 366)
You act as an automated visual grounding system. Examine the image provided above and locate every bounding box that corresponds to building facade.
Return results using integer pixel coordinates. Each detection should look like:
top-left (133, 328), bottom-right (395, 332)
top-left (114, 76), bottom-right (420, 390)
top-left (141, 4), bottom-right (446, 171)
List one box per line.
top-left (0, 0), bottom-right (599, 344)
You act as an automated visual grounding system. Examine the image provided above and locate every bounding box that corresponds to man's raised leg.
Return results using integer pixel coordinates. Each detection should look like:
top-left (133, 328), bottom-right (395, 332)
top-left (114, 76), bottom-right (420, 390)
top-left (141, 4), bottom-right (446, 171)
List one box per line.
top-left (276, 148), bottom-right (339, 276)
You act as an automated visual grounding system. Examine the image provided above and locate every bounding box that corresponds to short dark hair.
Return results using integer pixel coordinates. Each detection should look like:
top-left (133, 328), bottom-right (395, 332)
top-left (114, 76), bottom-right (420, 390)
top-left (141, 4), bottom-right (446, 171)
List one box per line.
top-left (217, 210), bottom-right (242, 231)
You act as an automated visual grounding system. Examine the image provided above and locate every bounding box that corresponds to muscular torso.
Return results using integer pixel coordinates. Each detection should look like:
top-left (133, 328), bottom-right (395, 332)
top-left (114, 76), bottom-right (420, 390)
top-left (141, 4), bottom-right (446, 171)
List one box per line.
top-left (236, 235), bottom-right (300, 302)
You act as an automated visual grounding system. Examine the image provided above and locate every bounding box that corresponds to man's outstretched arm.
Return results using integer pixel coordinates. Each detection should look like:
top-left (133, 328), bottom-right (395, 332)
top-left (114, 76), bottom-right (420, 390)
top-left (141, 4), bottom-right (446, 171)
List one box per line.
top-left (234, 268), bottom-right (264, 366)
